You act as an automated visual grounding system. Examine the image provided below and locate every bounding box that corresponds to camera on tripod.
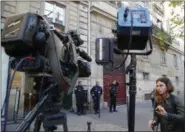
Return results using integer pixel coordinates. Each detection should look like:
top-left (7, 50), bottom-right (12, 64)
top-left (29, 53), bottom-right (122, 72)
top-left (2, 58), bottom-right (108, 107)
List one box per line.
top-left (1, 12), bottom-right (92, 132)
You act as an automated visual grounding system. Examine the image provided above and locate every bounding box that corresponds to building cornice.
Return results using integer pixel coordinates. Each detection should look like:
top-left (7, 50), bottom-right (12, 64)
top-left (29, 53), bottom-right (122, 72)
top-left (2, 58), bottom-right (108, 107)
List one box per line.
top-left (90, 4), bottom-right (116, 21)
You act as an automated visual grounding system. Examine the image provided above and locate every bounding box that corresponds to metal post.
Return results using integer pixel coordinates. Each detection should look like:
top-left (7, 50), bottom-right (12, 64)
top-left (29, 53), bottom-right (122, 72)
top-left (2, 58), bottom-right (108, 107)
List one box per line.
top-left (98, 95), bottom-right (100, 118)
top-left (2, 58), bottom-right (11, 132)
top-left (13, 88), bottom-right (19, 122)
top-left (88, 1), bottom-right (92, 106)
top-left (128, 54), bottom-right (137, 132)
top-left (87, 121), bottom-right (92, 132)
top-left (29, 93), bottom-right (32, 111)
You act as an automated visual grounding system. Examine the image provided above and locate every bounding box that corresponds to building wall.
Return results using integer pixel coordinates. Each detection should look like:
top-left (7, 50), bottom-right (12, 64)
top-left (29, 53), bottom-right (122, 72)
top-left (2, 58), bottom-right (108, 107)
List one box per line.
top-left (136, 44), bottom-right (184, 101)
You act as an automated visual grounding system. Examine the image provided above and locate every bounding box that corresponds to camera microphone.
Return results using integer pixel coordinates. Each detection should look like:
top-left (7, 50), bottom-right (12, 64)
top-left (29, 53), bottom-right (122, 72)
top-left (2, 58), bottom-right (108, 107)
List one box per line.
top-left (76, 48), bottom-right (92, 62)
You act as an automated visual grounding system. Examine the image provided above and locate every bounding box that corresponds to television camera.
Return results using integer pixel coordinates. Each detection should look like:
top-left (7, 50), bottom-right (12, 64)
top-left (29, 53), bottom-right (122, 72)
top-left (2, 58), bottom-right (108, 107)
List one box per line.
top-left (1, 12), bottom-right (92, 132)
top-left (95, 6), bottom-right (153, 132)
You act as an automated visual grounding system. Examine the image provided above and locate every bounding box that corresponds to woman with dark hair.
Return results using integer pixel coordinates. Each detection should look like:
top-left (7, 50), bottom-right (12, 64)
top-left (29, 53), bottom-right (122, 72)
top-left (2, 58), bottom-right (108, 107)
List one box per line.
top-left (148, 77), bottom-right (184, 132)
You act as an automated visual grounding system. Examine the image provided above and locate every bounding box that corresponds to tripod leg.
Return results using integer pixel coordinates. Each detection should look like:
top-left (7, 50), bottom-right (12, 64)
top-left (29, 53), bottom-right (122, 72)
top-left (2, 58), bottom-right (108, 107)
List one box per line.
top-left (33, 113), bottom-right (43, 132)
top-left (63, 121), bottom-right (68, 132)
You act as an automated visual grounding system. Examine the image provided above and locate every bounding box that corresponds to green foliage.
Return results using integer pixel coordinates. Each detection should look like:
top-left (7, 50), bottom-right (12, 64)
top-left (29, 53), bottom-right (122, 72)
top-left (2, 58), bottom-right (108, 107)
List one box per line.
top-left (169, 1), bottom-right (184, 39)
top-left (170, 16), bottom-right (184, 26)
top-left (152, 24), bottom-right (171, 51)
top-left (169, 1), bottom-right (183, 7)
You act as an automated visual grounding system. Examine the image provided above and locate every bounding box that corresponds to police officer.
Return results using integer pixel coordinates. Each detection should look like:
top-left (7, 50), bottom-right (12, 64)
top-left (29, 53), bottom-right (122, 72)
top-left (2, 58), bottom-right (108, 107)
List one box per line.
top-left (74, 81), bottom-right (85, 115)
top-left (109, 80), bottom-right (119, 112)
top-left (90, 81), bottom-right (102, 114)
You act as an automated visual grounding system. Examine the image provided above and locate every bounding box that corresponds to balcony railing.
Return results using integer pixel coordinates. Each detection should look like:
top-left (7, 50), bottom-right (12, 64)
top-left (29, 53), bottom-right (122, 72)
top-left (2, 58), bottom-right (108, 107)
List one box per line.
top-left (152, 23), bottom-right (172, 50)
top-left (153, 3), bottom-right (164, 17)
top-left (154, 2), bottom-right (164, 10)
top-left (152, 23), bottom-right (172, 44)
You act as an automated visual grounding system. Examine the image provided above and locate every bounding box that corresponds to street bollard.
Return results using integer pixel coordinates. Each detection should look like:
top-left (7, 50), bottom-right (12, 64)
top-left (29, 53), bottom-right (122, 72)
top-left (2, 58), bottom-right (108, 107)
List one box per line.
top-left (87, 121), bottom-right (92, 132)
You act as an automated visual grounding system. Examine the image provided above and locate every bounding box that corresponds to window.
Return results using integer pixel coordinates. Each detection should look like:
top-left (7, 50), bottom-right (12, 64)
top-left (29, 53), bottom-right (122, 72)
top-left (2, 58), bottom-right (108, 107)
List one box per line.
top-left (173, 54), bottom-right (178, 68)
top-left (157, 19), bottom-right (163, 29)
top-left (44, 2), bottom-right (65, 26)
top-left (144, 93), bottom-right (152, 100)
top-left (160, 50), bottom-right (166, 65)
top-left (143, 72), bottom-right (149, 80)
top-left (175, 76), bottom-right (179, 86)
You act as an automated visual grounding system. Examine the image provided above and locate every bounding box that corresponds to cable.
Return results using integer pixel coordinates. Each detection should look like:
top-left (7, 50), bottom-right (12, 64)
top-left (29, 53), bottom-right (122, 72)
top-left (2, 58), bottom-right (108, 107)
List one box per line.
top-left (2, 57), bottom-right (28, 132)
top-left (38, 46), bottom-right (48, 101)
top-left (1, 57), bottom-right (24, 113)
top-left (114, 9), bottom-right (134, 69)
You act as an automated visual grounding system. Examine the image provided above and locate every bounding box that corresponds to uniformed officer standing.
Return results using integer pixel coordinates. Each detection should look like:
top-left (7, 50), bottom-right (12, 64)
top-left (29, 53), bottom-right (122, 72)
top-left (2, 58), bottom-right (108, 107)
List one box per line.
top-left (90, 81), bottom-right (103, 114)
top-left (74, 81), bottom-right (85, 115)
top-left (109, 80), bottom-right (119, 112)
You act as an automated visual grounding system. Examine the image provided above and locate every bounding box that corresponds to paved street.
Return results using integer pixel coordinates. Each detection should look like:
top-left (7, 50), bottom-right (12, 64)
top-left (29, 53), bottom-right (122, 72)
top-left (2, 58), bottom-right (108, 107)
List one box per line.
top-left (87, 100), bottom-right (154, 131)
top-left (5, 100), bottom-right (155, 131)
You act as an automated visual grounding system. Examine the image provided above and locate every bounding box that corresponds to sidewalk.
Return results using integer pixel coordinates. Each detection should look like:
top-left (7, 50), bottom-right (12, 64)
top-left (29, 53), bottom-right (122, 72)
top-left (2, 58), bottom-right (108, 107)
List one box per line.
top-left (5, 110), bottom-right (127, 131)
top-left (66, 112), bottom-right (127, 131)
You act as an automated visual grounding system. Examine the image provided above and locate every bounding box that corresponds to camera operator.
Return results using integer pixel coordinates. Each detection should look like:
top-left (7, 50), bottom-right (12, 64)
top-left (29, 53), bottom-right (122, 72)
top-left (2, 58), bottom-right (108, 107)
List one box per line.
top-left (148, 77), bottom-right (184, 132)
top-left (74, 81), bottom-right (85, 115)
top-left (109, 80), bottom-right (119, 112)
top-left (90, 81), bottom-right (102, 114)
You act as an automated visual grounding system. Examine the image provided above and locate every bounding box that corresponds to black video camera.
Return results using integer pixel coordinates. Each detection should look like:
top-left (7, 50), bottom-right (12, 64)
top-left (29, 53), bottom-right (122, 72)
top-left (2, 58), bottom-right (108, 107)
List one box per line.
top-left (1, 12), bottom-right (92, 93)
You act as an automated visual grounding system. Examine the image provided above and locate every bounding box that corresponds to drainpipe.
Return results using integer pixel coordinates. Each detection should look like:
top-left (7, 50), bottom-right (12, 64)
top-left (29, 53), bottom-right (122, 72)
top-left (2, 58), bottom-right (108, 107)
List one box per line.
top-left (88, 1), bottom-right (91, 103)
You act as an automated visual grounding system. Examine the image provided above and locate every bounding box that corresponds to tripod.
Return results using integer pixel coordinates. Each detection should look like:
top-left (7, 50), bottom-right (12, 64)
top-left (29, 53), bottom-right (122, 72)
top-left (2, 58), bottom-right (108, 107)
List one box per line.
top-left (15, 76), bottom-right (68, 132)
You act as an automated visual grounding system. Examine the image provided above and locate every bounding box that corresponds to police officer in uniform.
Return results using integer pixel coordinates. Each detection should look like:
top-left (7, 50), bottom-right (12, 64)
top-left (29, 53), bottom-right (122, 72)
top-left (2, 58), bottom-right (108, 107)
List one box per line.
top-left (90, 81), bottom-right (103, 114)
top-left (109, 80), bottom-right (119, 112)
top-left (74, 81), bottom-right (85, 115)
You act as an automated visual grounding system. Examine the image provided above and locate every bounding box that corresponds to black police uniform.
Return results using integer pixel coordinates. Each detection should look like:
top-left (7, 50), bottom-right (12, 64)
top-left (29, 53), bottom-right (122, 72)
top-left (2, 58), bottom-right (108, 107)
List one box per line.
top-left (109, 82), bottom-right (119, 112)
top-left (74, 85), bottom-right (85, 115)
top-left (90, 85), bottom-right (102, 114)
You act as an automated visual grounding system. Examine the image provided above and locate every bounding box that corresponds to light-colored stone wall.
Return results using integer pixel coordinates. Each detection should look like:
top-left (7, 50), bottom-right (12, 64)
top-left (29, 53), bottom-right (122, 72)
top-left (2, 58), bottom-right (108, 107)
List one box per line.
top-left (135, 44), bottom-right (184, 101)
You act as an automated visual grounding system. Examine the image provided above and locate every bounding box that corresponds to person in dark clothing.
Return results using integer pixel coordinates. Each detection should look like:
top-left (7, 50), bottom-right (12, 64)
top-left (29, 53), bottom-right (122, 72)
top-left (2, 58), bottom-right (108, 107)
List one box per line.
top-left (90, 81), bottom-right (103, 114)
top-left (74, 81), bottom-right (85, 115)
top-left (148, 77), bottom-right (184, 132)
top-left (109, 80), bottom-right (119, 112)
